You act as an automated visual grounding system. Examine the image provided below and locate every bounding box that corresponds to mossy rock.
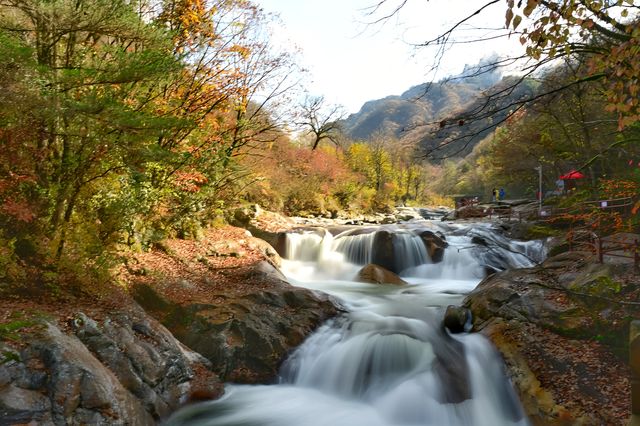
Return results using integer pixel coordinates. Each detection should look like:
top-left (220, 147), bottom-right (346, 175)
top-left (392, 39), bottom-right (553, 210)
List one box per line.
top-left (568, 264), bottom-right (621, 298)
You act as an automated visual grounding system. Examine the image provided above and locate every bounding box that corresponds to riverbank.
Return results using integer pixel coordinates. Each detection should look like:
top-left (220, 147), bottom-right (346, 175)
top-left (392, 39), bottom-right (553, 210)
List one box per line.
top-left (1, 211), bottom-right (637, 424)
top-left (0, 224), bottom-right (338, 424)
top-left (465, 250), bottom-right (638, 425)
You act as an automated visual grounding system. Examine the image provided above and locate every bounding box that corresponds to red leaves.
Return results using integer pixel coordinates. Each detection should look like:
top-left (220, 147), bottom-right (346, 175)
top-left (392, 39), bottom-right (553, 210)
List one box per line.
top-left (173, 170), bottom-right (208, 192)
top-left (1, 199), bottom-right (36, 223)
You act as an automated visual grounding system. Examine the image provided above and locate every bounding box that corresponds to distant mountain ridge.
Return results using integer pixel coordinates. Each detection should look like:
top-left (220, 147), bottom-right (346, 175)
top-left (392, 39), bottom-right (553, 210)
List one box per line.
top-left (341, 61), bottom-right (503, 141)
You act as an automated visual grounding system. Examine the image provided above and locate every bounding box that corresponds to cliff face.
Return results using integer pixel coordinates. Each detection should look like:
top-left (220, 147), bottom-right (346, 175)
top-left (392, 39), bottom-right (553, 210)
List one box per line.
top-left (340, 63), bottom-right (502, 142)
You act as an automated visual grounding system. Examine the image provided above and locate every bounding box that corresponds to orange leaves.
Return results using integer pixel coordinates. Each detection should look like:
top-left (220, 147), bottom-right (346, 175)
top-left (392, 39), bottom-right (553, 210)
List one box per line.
top-left (173, 170), bottom-right (208, 192)
top-left (229, 44), bottom-right (251, 60)
top-left (598, 178), bottom-right (639, 199)
top-left (162, 0), bottom-right (215, 47)
top-left (508, 0), bottom-right (640, 129)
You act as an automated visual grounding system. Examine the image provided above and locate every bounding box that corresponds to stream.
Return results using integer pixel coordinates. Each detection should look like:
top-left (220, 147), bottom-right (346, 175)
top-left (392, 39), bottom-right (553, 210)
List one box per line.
top-left (166, 220), bottom-right (546, 426)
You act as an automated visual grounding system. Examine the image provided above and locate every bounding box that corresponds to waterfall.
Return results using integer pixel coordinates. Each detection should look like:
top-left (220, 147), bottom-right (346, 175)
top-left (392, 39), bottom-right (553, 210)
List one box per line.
top-left (333, 231), bottom-right (376, 265)
top-left (166, 222), bottom-right (539, 426)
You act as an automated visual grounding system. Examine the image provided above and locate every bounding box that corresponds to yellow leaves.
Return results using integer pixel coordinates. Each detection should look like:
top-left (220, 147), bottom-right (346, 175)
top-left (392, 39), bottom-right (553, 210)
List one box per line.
top-left (229, 44), bottom-right (251, 59)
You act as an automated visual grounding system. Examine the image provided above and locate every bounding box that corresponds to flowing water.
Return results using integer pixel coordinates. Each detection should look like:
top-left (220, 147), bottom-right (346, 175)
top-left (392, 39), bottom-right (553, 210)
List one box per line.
top-left (167, 221), bottom-right (546, 426)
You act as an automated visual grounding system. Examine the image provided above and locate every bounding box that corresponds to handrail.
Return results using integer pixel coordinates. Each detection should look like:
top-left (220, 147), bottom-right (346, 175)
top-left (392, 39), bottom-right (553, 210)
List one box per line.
top-left (543, 196), bottom-right (635, 219)
top-left (567, 227), bottom-right (639, 268)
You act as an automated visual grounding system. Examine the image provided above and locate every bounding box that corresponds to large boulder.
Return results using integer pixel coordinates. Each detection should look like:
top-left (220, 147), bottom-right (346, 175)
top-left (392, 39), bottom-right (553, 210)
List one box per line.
top-left (443, 305), bottom-right (471, 334)
top-left (134, 261), bottom-right (339, 383)
top-left (357, 264), bottom-right (407, 286)
top-left (371, 230), bottom-right (398, 273)
top-left (0, 308), bottom-right (216, 425)
top-left (463, 251), bottom-right (636, 424)
top-left (431, 330), bottom-right (471, 404)
top-left (227, 205), bottom-right (296, 249)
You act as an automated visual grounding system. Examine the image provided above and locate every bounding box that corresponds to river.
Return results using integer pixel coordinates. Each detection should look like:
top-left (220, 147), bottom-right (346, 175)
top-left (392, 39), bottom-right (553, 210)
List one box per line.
top-left (166, 220), bottom-right (546, 426)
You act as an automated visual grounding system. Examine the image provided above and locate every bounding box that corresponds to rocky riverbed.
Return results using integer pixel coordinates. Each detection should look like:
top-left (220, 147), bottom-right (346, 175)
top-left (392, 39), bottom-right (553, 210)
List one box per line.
top-left (1, 210), bottom-right (637, 425)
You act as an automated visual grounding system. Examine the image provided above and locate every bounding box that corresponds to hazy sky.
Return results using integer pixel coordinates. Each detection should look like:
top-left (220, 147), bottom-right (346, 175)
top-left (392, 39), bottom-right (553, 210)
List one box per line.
top-left (255, 0), bottom-right (523, 113)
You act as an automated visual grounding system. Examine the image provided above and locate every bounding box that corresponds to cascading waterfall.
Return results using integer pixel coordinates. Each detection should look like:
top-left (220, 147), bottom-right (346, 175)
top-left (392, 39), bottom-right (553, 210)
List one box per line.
top-left (166, 222), bottom-right (544, 426)
top-left (333, 231), bottom-right (376, 265)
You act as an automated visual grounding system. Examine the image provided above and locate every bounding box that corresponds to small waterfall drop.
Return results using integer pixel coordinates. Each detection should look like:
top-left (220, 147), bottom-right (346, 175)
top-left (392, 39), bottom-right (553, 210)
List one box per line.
top-left (166, 221), bottom-right (542, 426)
top-left (333, 231), bottom-right (376, 265)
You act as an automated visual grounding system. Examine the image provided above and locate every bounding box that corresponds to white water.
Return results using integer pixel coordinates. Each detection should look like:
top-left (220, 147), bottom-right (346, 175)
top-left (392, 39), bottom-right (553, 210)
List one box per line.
top-left (167, 222), bottom-right (543, 426)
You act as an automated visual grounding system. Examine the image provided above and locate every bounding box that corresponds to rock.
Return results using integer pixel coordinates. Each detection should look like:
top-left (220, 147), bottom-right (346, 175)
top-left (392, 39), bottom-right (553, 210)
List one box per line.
top-left (248, 260), bottom-right (287, 282)
top-left (418, 230), bottom-right (447, 263)
top-left (0, 308), bottom-right (221, 425)
top-left (381, 215), bottom-right (396, 224)
top-left (455, 204), bottom-right (488, 219)
top-left (6, 322), bottom-right (154, 425)
top-left (567, 263), bottom-right (619, 297)
top-left (272, 231), bottom-right (289, 258)
top-left (371, 230), bottom-right (397, 272)
top-left (133, 263), bottom-right (339, 384)
top-left (471, 235), bottom-right (488, 246)
top-left (431, 330), bottom-right (471, 404)
top-left (247, 237), bottom-right (283, 267)
top-left (464, 254), bottom-right (636, 424)
top-left (443, 305), bottom-right (471, 333)
top-left (207, 241), bottom-right (245, 258)
top-left (357, 264), bottom-right (408, 286)
top-left (227, 206), bottom-right (295, 250)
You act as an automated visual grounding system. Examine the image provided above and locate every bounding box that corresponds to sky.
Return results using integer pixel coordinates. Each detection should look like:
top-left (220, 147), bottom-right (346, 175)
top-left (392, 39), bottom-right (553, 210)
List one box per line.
top-left (255, 0), bottom-right (523, 113)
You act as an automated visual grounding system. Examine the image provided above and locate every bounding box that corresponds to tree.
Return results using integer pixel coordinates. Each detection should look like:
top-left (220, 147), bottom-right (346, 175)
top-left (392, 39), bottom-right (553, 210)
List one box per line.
top-left (297, 96), bottom-right (345, 150)
top-left (0, 0), bottom-right (182, 262)
top-left (365, 0), bottom-right (640, 157)
top-left (0, 0), bottom-right (303, 277)
top-left (504, 0), bottom-right (640, 128)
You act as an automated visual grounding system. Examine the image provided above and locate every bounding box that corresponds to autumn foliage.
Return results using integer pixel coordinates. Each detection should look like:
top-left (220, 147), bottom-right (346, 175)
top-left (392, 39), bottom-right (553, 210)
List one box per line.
top-left (0, 0), bottom-right (299, 286)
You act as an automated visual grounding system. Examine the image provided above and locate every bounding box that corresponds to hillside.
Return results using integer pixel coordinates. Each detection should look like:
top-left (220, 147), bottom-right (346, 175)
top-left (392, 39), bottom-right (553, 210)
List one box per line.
top-left (417, 75), bottom-right (537, 160)
top-left (341, 62), bottom-right (539, 161)
top-left (341, 61), bottom-right (502, 141)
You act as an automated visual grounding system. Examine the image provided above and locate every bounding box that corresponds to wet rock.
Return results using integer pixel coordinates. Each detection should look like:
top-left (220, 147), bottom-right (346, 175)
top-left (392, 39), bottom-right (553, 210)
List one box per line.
top-left (371, 230), bottom-right (397, 273)
top-left (357, 264), bottom-right (408, 286)
top-left (443, 305), bottom-right (471, 333)
top-left (272, 232), bottom-right (288, 258)
top-left (418, 230), bottom-right (447, 263)
top-left (464, 253), bottom-right (636, 424)
top-left (432, 331), bottom-right (471, 404)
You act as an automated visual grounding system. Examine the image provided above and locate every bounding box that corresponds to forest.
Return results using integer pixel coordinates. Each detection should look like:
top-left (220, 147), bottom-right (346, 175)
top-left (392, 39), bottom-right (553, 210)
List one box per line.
top-left (0, 0), bottom-right (638, 290)
top-left (1, 1), bottom-right (640, 425)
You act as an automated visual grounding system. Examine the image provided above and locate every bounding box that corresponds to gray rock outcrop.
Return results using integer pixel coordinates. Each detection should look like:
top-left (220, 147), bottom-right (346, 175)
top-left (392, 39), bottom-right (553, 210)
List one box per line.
top-left (1, 307), bottom-right (217, 425)
top-left (134, 261), bottom-right (339, 383)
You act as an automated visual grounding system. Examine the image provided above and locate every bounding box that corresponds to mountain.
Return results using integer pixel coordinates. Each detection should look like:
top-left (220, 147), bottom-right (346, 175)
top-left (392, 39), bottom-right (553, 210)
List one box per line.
top-left (416, 75), bottom-right (537, 160)
top-left (341, 60), bottom-right (503, 141)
